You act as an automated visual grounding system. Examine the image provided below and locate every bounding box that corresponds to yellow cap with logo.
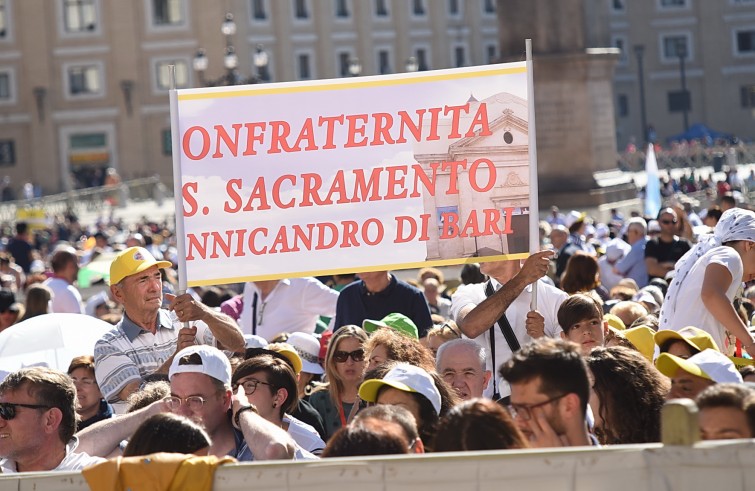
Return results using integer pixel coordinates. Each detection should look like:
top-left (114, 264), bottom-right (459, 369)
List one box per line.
top-left (109, 247), bottom-right (172, 285)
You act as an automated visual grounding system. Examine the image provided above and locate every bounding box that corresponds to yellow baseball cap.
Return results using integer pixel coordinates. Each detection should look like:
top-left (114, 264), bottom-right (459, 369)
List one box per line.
top-left (604, 313), bottom-right (626, 331)
top-left (654, 326), bottom-right (720, 353)
top-left (623, 325), bottom-right (656, 362)
top-left (109, 247), bottom-right (172, 285)
top-left (266, 343), bottom-right (303, 375)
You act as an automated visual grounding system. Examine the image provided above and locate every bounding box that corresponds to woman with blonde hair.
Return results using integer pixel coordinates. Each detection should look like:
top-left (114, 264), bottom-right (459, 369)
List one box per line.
top-left (309, 325), bottom-right (368, 440)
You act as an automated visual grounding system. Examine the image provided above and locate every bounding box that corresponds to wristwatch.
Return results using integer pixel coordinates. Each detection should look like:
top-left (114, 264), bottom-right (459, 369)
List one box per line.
top-left (234, 404), bottom-right (258, 428)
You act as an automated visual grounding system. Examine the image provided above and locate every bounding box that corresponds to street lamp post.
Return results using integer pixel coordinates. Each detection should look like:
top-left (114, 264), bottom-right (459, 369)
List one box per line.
top-left (192, 13), bottom-right (269, 87)
top-left (677, 43), bottom-right (689, 132)
top-left (633, 45), bottom-right (648, 145)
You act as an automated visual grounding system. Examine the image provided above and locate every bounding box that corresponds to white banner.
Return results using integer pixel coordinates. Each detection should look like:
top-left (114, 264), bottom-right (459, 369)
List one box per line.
top-left (171, 62), bottom-right (533, 286)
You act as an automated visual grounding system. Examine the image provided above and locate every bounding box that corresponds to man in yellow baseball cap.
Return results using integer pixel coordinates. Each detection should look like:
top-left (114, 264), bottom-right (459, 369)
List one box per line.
top-left (93, 247), bottom-right (245, 404)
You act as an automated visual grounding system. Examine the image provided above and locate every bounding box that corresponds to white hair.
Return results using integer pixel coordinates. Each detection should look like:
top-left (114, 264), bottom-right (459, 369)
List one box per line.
top-left (435, 338), bottom-right (487, 372)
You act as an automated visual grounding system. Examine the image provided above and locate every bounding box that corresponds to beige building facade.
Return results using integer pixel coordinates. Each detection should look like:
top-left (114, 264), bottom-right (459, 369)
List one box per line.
top-left (0, 0), bottom-right (499, 196)
top-left (610, 0), bottom-right (755, 149)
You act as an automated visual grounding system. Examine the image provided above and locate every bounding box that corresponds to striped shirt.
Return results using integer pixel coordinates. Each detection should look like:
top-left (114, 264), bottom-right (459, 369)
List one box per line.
top-left (94, 309), bottom-right (214, 402)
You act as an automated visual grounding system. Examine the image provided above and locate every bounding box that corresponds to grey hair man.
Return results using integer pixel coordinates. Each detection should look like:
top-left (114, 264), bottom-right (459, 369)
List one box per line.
top-left (436, 339), bottom-right (492, 401)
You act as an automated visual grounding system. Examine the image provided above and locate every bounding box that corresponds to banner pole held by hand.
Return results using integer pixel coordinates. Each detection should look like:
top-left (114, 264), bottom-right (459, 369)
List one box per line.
top-left (526, 39), bottom-right (540, 312)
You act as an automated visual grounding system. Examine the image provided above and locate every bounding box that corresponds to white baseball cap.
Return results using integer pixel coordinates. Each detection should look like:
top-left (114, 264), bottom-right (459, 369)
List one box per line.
top-left (169, 345), bottom-right (232, 386)
top-left (656, 349), bottom-right (743, 384)
top-left (286, 332), bottom-right (324, 375)
top-left (358, 363), bottom-right (442, 415)
top-left (244, 334), bottom-right (269, 349)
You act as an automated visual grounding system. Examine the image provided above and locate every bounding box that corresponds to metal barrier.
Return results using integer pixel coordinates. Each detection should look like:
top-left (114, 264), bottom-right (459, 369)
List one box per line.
top-left (0, 177), bottom-right (172, 225)
top-left (618, 144), bottom-right (755, 173)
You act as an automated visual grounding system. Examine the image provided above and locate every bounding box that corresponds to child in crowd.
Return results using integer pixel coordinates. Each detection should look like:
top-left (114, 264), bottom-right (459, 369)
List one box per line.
top-left (557, 293), bottom-right (609, 356)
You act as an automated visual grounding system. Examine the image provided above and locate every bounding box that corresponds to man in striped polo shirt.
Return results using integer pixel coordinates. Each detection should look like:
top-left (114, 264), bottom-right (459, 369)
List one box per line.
top-left (93, 247), bottom-right (245, 404)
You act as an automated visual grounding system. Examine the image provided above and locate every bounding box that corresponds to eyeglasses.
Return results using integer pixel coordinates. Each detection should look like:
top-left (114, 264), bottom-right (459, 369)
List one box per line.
top-left (71, 377), bottom-right (97, 387)
top-left (333, 348), bottom-right (365, 363)
top-left (0, 402), bottom-right (52, 421)
top-left (438, 322), bottom-right (461, 338)
top-left (164, 395), bottom-right (207, 412)
top-left (233, 378), bottom-right (274, 396)
top-left (506, 393), bottom-right (567, 421)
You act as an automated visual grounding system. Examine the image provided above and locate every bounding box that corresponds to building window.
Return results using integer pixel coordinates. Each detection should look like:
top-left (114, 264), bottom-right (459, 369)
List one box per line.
top-left (152, 0), bottom-right (183, 26)
top-left (483, 0), bottom-right (495, 14)
top-left (63, 0), bottom-right (97, 33)
top-left (742, 84), bottom-right (755, 108)
top-left (662, 34), bottom-right (689, 60)
top-left (0, 0), bottom-right (8, 39)
top-left (413, 0), bottom-right (425, 15)
top-left (378, 50), bottom-right (391, 74)
top-left (610, 0), bottom-right (625, 12)
top-left (294, 0), bottom-right (308, 19)
top-left (297, 53), bottom-right (311, 79)
top-left (736, 29), bottom-right (755, 54)
top-left (617, 94), bottom-right (629, 117)
top-left (162, 129), bottom-right (172, 155)
top-left (0, 72), bottom-right (9, 100)
top-left (68, 65), bottom-right (101, 95)
top-left (335, 0), bottom-right (349, 17)
top-left (375, 0), bottom-right (388, 17)
top-left (659, 0), bottom-right (686, 6)
top-left (155, 60), bottom-right (189, 90)
top-left (0, 140), bottom-right (15, 166)
top-left (338, 52), bottom-right (350, 76)
top-left (454, 46), bottom-right (466, 67)
top-left (416, 48), bottom-right (429, 70)
top-left (486, 44), bottom-right (496, 63)
top-left (252, 0), bottom-right (266, 20)
top-left (449, 0), bottom-right (460, 15)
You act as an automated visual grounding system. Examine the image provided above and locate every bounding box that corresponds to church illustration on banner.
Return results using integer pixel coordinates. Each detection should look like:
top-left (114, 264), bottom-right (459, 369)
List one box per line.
top-left (413, 92), bottom-right (530, 261)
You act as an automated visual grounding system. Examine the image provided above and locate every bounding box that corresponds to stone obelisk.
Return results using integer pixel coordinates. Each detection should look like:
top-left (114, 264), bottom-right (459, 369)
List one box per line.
top-left (498, 0), bottom-right (635, 208)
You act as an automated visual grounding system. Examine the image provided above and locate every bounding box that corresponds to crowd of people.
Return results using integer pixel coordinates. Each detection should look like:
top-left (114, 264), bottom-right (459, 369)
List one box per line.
top-left (0, 173), bottom-right (754, 477)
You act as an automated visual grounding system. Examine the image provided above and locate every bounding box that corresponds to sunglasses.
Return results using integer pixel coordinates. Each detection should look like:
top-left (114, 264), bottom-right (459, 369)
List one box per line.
top-left (659, 220), bottom-right (677, 225)
top-left (0, 402), bottom-right (52, 421)
top-left (333, 348), bottom-right (365, 363)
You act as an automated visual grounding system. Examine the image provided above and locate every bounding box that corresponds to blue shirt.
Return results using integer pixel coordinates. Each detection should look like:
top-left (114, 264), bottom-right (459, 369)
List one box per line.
top-left (615, 237), bottom-right (649, 288)
top-left (333, 275), bottom-right (433, 337)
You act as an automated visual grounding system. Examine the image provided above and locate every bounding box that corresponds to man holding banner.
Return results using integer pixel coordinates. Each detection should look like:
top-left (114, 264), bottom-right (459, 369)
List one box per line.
top-left (94, 247), bottom-right (245, 403)
top-left (451, 251), bottom-right (567, 399)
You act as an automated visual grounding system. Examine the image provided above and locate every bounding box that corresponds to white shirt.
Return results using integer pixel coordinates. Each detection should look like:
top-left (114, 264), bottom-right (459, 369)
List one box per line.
top-left (0, 437), bottom-right (104, 473)
top-left (598, 256), bottom-right (624, 291)
top-left (659, 246), bottom-right (744, 351)
top-left (43, 277), bottom-right (84, 314)
top-left (284, 414), bottom-right (325, 456)
top-left (240, 278), bottom-right (338, 341)
top-left (451, 279), bottom-right (568, 398)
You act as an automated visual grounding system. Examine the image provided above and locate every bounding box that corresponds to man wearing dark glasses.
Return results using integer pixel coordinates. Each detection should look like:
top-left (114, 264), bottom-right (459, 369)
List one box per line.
top-left (0, 367), bottom-right (103, 473)
top-left (644, 208), bottom-right (691, 282)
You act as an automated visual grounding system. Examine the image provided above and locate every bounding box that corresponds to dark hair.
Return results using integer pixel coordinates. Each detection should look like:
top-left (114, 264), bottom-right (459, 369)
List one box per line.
top-left (322, 426), bottom-right (408, 457)
top-left (123, 413), bottom-right (211, 457)
top-left (706, 207), bottom-right (723, 222)
top-left (557, 293), bottom-right (604, 334)
top-left (460, 263), bottom-right (486, 285)
top-left (739, 365), bottom-right (755, 379)
top-left (0, 367), bottom-right (77, 443)
top-left (648, 278), bottom-right (668, 297)
top-left (364, 328), bottom-right (436, 372)
top-left (720, 194), bottom-right (737, 208)
top-left (586, 346), bottom-right (669, 444)
top-left (199, 287), bottom-right (232, 309)
top-left (433, 398), bottom-right (527, 452)
top-left (67, 355), bottom-right (95, 375)
top-left (500, 338), bottom-right (589, 418)
top-left (15, 222), bottom-right (28, 235)
top-left (232, 354), bottom-right (298, 417)
top-left (628, 314), bottom-right (659, 331)
top-left (560, 252), bottom-right (601, 295)
top-left (126, 381), bottom-right (171, 413)
top-left (696, 383), bottom-right (753, 412)
top-left (744, 393), bottom-right (755, 438)
top-left (50, 248), bottom-right (77, 274)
